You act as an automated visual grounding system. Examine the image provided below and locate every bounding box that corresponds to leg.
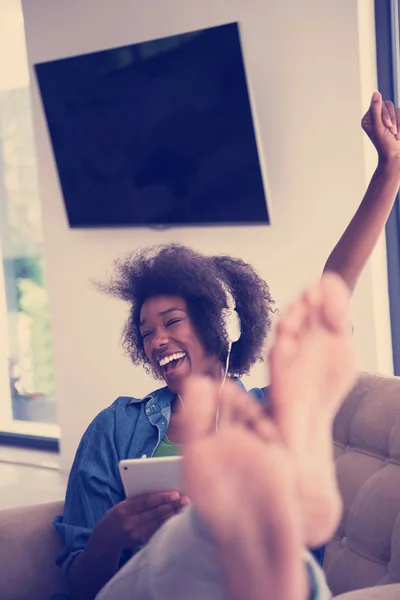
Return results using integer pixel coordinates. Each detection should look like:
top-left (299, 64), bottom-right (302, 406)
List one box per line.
top-left (269, 272), bottom-right (357, 546)
top-left (181, 378), bottom-right (307, 600)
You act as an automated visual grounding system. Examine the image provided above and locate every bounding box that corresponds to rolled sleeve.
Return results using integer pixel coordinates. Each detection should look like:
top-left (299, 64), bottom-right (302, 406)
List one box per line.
top-left (53, 517), bottom-right (88, 575)
top-left (54, 408), bottom-right (125, 576)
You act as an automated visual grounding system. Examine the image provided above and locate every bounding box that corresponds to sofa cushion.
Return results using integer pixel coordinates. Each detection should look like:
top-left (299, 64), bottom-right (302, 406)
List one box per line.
top-left (324, 373), bottom-right (400, 596)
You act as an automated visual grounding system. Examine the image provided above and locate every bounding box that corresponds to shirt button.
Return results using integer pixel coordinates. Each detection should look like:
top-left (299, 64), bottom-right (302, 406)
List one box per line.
top-left (141, 454), bottom-right (147, 459)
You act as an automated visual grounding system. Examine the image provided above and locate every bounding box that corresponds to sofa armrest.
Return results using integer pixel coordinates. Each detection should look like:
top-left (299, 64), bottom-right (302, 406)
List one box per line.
top-left (334, 584), bottom-right (400, 599)
top-left (0, 501), bottom-right (67, 600)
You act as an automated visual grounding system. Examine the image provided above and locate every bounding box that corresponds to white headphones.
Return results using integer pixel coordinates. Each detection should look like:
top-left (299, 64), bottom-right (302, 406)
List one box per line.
top-left (220, 283), bottom-right (241, 347)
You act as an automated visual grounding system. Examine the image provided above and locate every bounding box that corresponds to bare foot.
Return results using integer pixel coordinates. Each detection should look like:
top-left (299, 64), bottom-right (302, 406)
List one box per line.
top-left (181, 377), bottom-right (308, 600)
top-left (269, 273), bottom-right (357, 547)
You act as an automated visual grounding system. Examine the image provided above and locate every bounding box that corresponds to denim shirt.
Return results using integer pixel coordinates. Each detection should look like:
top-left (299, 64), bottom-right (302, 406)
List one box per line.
top-left (54, 382), bottom-right (323, 578)
top-left (54, 382), bottom-right (265, 575)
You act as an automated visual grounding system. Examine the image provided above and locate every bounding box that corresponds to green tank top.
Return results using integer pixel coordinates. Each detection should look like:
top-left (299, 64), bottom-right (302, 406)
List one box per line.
top-left (153, 435), bottom-right (181, 458)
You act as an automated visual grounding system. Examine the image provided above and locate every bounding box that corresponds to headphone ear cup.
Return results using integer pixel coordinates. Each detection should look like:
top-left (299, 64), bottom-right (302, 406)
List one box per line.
top-left (222, 308), bottom-right (241, 344)
top-left (229, 310), bottom-right (241, 343)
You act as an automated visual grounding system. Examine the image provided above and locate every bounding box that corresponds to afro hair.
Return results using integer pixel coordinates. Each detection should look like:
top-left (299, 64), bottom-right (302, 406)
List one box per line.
top-left (101, 244), bottom-right (275, 378)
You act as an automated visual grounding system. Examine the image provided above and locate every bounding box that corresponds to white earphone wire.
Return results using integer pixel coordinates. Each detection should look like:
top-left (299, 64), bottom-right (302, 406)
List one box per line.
top-left (215, 342), bottom-right (231, 431)
top-left (177, 279), bottom-right (237, 430)
top-left (178, 342), bottom-right (231, 433)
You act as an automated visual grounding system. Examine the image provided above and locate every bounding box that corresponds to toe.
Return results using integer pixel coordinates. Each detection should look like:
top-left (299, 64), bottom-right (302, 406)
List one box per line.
top-left (218, 381), bottom-right (259, 430)
top-left (269, 333), bottom-right (299, 368)
top-left (234, 394), bottom-right (265, 431)
top-left (277, 297), bottom-right (309, 339)
top-left (303, 281), bottom-right (323, 309)
top-left (219, 383), bottom-right (281, 444)
top-left (254, 415), bottom-right (281, 444)
top-left (180, 376), bottom-right (220, 444)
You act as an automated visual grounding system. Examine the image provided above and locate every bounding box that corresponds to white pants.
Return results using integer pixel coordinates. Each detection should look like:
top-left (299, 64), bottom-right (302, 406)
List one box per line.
top-left (96, 506), bottom-right (331, 600)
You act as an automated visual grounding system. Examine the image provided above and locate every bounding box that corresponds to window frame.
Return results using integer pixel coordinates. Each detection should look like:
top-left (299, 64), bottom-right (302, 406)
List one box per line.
top-left (375, 0), bottom-right (400, 375)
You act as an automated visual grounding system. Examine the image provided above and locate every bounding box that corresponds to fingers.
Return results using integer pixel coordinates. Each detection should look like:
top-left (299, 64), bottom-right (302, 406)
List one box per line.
top-left (384, 100), bottom-right (398, 135)
top-left (129, 502), bottom-right (178, 543)
top-left (362, 92), bottom-right (400, 149)
top-left (396, 107), bottom-right (400, 140)
top-left (366, 92), bottom-right (395, 133)
top-left (381, 99), bottom-right (395, 131)
top-left (368, 90), bottom-right (385, 132)
top-left (126, 491), bottom-right (181, 514)
top-left (122, 491), bottom-right (191, 544)
top-left (146, 502), bottom-right (177, 523)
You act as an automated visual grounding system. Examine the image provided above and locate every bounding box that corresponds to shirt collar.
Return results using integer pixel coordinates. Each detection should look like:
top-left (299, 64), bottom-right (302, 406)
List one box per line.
top-left (128, 385), bottom-right (174, 405)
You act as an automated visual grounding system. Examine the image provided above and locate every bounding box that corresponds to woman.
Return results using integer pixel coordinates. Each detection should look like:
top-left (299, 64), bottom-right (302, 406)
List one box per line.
top-left (96, 271), bottom-right (356, 600)
top-left (54, 91), bottom-right (400, 600)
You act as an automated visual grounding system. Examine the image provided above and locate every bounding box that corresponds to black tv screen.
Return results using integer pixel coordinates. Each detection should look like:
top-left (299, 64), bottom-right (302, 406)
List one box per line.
top-left (35, 23), bottom-right (269, 228)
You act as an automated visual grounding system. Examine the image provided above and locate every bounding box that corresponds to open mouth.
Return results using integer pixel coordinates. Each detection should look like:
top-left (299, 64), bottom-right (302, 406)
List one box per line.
top-left (159, 352), bottom-right (186, 376)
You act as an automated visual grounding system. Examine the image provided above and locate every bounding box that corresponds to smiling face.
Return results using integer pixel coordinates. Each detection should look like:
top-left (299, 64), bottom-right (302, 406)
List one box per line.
top-left (139, 295), bottom-right (223, 394)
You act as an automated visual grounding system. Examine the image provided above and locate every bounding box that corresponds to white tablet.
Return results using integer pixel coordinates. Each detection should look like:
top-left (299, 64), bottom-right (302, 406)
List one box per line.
top-left (119, 456), bottom-right (185, 498)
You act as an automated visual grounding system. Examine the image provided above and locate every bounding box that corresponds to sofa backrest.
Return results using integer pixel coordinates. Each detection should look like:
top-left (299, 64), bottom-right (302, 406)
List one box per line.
top-left (324, 372), bottom-right (400, 597)
top-left (0, 500), bottom-right (66, 600)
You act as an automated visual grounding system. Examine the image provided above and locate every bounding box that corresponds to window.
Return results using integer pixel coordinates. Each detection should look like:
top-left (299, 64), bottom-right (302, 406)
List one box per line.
top-left (0, 0), bottom-right (58, 442)
top-left (375, 0), bottom-right (400, 375)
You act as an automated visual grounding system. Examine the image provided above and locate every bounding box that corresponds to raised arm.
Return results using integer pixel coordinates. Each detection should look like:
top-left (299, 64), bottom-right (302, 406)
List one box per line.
top-left (323, 92), bottom-right (400, 292)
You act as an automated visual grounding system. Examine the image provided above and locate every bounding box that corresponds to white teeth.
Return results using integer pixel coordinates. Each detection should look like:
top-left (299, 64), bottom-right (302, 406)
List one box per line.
top-left (159, 352), bottom-right (186, 367)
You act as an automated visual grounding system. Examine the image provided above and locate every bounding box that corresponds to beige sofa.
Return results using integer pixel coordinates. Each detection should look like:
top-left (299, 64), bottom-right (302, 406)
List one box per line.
top-left (325, 372), bottom-right (400, 599)
top-left (0, 372), bottom-right (400, 600)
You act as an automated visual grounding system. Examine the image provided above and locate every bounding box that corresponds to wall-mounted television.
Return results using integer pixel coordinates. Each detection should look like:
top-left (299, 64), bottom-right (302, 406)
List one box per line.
top-left (35, 22), bottom-right (270, 228)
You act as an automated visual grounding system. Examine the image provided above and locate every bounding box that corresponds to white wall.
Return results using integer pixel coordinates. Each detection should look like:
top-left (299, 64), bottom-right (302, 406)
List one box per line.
top-left (22, 0), bottom-right (391, 471)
